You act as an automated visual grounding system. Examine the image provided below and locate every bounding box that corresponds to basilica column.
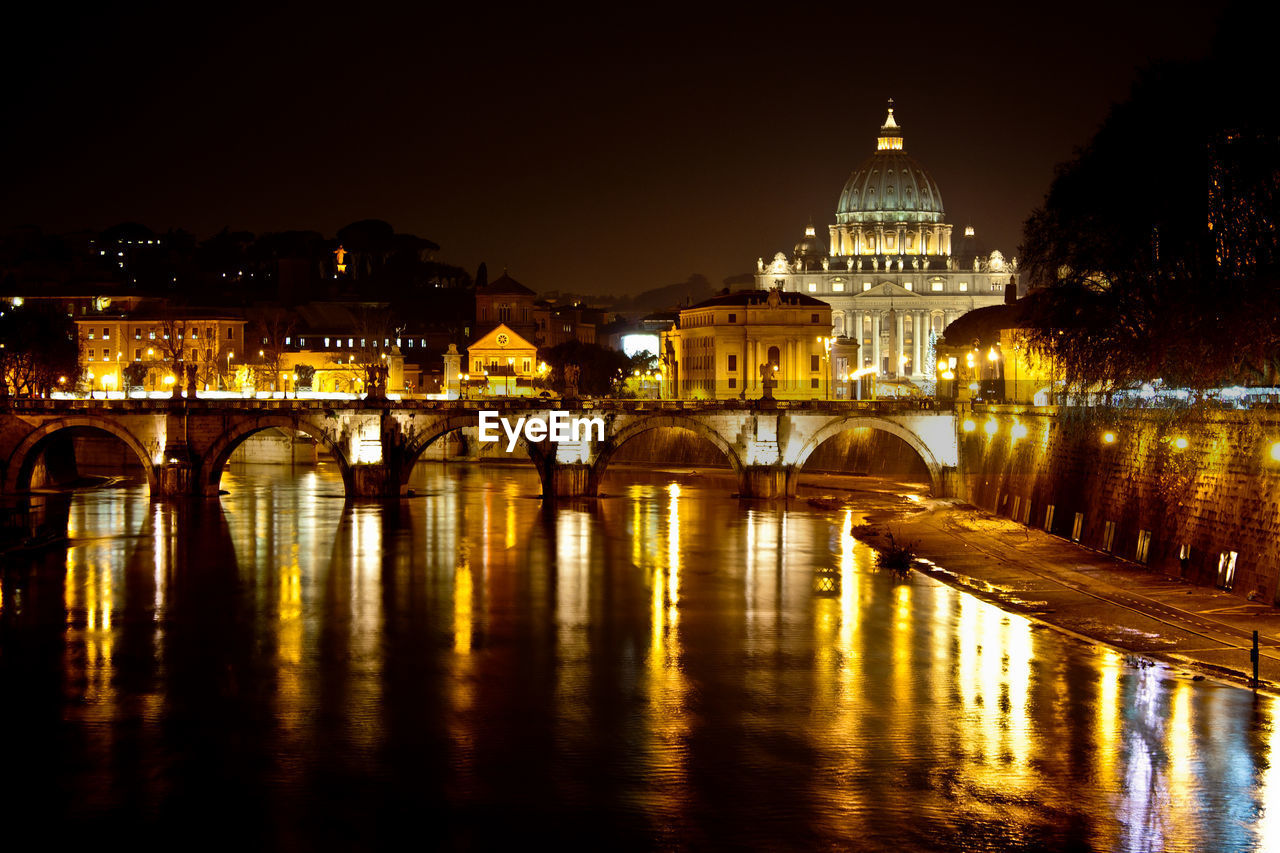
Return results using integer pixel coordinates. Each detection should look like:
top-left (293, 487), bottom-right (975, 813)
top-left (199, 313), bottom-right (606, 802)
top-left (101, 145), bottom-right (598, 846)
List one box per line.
top-left (871, 312), bottom-right (881, 372)
top-left (895, 312), bottom-right (905, 376)
top-left (914, 311), bottom-right (924, 374)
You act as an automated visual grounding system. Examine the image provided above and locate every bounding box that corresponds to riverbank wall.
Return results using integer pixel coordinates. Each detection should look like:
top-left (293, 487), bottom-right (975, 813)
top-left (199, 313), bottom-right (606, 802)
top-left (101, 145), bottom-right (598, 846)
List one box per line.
top-left (956, 404), bottom-right (1280, 604)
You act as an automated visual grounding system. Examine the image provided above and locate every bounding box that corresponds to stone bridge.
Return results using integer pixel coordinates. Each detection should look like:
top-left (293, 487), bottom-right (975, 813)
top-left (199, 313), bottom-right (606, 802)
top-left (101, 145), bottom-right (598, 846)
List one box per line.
top-left (0, 399), bottom-right (958, 499)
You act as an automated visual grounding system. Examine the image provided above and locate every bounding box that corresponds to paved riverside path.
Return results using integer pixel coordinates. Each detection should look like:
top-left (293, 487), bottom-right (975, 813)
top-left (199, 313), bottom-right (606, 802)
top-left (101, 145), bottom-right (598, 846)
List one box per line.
top-left (851, 498), bottom-right (1280, 692)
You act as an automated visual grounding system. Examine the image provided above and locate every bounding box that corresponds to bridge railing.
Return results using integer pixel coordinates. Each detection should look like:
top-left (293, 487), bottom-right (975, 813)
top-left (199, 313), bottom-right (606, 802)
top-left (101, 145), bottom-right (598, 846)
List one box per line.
top-left (2, 396), bottom-right (955, 415)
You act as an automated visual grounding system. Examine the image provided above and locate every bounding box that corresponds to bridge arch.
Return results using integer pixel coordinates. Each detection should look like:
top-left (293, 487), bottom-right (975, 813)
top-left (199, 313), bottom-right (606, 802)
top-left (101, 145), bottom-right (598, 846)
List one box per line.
top-left (5, 416), bottom-right (159, 494)
top-left (398, 411), bottom-right (553, 489)
top-left (199, 415), bottom-right (353, 496)
top-left (589, 413), bottom-right (745, 494)
top-left (789, 416), bottom-right (942, 494)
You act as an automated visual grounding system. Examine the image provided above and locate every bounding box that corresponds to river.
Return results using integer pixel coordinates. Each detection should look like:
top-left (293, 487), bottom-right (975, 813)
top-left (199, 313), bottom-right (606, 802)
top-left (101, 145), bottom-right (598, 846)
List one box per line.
top-left (1, 463), bottom-right (1276, 851)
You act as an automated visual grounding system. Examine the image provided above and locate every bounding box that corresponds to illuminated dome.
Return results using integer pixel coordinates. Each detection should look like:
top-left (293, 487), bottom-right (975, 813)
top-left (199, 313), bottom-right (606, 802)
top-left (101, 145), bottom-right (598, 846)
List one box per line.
top-left (792, 223), bottom-right (826, 263)
top-left (835, 103), bottom-right (945, 226)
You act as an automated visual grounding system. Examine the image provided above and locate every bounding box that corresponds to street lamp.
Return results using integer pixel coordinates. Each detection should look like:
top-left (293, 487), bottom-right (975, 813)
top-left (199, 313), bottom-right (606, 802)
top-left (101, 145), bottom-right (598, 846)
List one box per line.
top-left (87, 370), bottom-right (95, 399)
top-left (506, 357), bottom-right (514, 397)
top-left (817, 336), bottom-right (834, 400)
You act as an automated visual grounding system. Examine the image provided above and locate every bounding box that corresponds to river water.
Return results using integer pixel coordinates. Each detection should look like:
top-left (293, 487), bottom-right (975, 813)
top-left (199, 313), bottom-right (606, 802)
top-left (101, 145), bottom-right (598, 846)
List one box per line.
top-left (1, 463), bottom-right (1277, 851)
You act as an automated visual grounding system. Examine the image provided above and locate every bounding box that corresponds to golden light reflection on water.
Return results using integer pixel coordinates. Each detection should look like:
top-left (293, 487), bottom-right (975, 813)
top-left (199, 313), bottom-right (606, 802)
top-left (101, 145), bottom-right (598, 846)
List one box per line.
top-left (14, 467), bottom-right (1279, 850)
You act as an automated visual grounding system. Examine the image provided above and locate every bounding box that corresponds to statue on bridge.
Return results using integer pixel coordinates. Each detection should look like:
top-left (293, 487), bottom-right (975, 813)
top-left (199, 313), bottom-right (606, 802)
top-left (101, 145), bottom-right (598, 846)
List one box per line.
top-left (563, 364), bottom-right (580, 401)
top-left (759, 363), bottom-right (776, 400)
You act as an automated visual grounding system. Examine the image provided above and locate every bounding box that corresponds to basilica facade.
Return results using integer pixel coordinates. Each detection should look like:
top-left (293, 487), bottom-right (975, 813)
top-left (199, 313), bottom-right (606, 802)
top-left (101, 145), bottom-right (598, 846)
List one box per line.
top-left (755, 103), bottom-right (1014, 383)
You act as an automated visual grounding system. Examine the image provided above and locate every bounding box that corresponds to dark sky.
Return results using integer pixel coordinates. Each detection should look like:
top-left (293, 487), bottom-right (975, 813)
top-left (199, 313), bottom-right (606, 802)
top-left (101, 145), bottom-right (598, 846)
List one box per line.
top-left (4, 1), bottom-right (1231, 296)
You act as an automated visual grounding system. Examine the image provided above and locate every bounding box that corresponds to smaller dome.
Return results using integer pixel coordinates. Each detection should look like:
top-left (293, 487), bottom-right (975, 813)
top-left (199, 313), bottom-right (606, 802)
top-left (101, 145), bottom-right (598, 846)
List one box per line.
top-left (793, 223), bottom-right (826, 263)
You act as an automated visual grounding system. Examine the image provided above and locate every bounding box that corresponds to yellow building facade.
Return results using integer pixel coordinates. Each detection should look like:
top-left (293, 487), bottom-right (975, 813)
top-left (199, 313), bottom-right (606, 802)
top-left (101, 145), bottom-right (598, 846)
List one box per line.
top-left (466, 324), bottom-right (539, 397)
top-left (660, 289), bottom-right (850, 400)
top-left (76, 312), bottom-right (245, 394)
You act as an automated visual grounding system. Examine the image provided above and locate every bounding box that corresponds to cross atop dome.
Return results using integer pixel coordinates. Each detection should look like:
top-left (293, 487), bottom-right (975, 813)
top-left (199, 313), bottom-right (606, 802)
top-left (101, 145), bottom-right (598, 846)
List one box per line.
top-left (878, 98), bottom-right (904, 151)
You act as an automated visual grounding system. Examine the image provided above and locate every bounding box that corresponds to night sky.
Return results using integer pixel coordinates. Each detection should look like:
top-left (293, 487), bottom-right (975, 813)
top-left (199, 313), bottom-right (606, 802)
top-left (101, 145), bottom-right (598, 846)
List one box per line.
top-left (5, 1), bottom-right (1231, 296)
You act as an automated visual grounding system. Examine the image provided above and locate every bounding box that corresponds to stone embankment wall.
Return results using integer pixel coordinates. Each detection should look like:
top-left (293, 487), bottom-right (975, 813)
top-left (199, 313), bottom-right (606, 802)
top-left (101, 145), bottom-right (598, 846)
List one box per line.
top-left (958, 404), bottom-right (1280, 604)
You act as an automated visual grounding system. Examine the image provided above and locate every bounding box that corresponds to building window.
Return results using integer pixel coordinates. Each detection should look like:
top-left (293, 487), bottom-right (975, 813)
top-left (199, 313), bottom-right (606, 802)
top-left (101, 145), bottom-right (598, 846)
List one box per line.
top-left (324, 338), bottom-right (331, 347)
top-left (812, 314), bottom-right (820, 323)
top-left (522, 358), bottom-right (531, 373)
top-left (206, 327), bottom-right (213, 340)
top-left (87, 330), bottom-right (95, 340)
top-left (811, 377), bottom-right (820, 388)
top-left (728, 313), bottom-right (736, 323)
top-left (87, 351), bottom-right (94, 361)
top-left (863, 282), bottom-right (872, 292)
top-left (808, 283), bottom-right (817, 292)
top-left (150, 329), bottom-right (156, 340)
top-left (102, 328), bottom-right (109, 339)
top-left (134, 329), bottom-right (142, 340)
top-left (728, 377), bottom-right (736, 389)
top-left (832, 282), bottom-right (844, 292)
top-left (728, 354), bottom-right (737, 371)
top-left (227, 328), bottom-right (234, 339)
top-left (205, 349), bottom-right (212, 362)
top-left (931, 281), bottom-right (944, 292)
top-left (191, 329), bottom-right (198, 340)
top-left (959, 281), bottom-right (969, 292)
top-left (904, 282), bottom-right (913, 291)
top-left (474, 359), bottom-right (482, 371)
top-left (811, 355), bottom-right (820, 371)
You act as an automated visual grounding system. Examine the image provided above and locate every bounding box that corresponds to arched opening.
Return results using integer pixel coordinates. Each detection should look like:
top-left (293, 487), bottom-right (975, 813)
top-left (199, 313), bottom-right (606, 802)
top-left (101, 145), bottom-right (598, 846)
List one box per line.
top-left (200, 418), bottom-right (353, 497)
top-left (792, 418), bottom-right (941, 498)
top-left (399, 414), bottom-right (547, 496)
top-left (591, 417), bottom-right (743, 496)
top-left (8, 419), bottom-right (157, 495)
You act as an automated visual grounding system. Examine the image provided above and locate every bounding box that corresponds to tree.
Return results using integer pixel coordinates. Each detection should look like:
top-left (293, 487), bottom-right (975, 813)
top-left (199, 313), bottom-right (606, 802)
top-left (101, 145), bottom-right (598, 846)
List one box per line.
top-left (248, 307), bottom-right (297, 393)
top-left (122, 362), bottom-right (149, 393)
top-left (295, 363), bottom-right (315, 391)
top-left (0, 303), bottom-right (79, 398)
top-left (1020, 45), bottom-right (1280, 395)
top-left (538, 340), bottom-right (630, 397)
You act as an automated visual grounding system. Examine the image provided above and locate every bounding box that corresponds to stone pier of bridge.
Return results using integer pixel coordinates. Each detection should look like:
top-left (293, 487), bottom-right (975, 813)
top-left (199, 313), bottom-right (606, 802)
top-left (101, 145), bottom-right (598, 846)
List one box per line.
top-left (0, 399), bottom-right (958, 501)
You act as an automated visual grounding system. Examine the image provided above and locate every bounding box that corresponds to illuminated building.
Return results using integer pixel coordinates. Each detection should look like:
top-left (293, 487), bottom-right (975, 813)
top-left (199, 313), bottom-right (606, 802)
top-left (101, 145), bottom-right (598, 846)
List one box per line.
top-left (659, 288), bottom-right (852, 400)
top-left (466, 323), bottom-right (539, 396)
top-left (75, 308), bottom-right (245, 394)
top-left (756, 101), bottom-right (1011, 385)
